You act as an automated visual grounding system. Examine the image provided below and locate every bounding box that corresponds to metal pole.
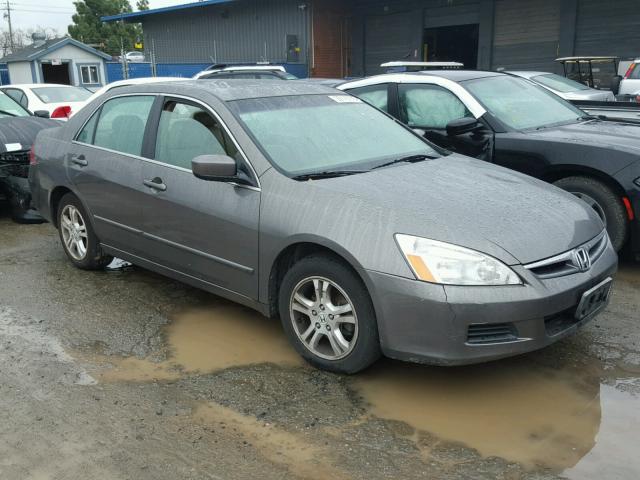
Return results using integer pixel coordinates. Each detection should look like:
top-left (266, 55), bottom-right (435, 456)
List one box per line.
top-left (5, 0), bottom-right (14, 50)
top-left (121, 38), bottom-right (128, 80)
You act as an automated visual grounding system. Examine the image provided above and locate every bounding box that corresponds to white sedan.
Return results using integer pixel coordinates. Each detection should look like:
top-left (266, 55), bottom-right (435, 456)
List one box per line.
top-left (71, 77), bottom-right (185, 117)
top-left (0, 83), bottom-right (92, 119)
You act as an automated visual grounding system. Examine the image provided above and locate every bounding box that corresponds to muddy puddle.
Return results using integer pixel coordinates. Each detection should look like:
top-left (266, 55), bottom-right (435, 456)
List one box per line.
top-left (79, 300), bottom-right (640, 475)
top-left (82, 303), bottom-right (301, 382)
top-left (353, 359), bottom-right (640, 473)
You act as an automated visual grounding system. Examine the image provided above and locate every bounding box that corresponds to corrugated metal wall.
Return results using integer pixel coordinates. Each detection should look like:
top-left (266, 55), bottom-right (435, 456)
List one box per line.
top-left (492, 0), bottom-right (561, 72)
top-left (575, 0), bottom-right (640, 59)
top-left (142, 0), bottom-right (310, 65)
top-left (423, 0), bottom-right (480, 28)
top-left (351, 0), bottom-right (482, 76)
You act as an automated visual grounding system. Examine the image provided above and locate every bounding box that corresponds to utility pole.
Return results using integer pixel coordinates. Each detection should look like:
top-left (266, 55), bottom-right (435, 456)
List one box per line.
top-left (3, 0), bottom-right (14, 51)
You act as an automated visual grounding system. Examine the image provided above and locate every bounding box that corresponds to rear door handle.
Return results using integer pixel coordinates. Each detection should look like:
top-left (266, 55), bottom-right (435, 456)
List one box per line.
top-left (70, 154), bottom-right (87, 167)
top-left (143, 177), bottom-right (167, 192)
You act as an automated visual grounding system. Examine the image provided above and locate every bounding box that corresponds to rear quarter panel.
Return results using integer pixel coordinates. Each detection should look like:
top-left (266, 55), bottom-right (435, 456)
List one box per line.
top-left (30, 126), bottom-right (72, 223)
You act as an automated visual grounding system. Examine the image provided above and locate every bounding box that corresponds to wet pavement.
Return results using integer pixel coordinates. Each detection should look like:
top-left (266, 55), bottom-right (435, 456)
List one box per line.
top-left (0, 215), bottom-right (639, 480)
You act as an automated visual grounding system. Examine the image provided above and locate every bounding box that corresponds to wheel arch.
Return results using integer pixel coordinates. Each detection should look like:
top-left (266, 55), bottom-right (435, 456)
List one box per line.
top-left (267, 238), bottom-right (372, 320)
top-left (49, 186), bottom-right (95, 230)
top-left (541, 165), bottom-right (627, 197)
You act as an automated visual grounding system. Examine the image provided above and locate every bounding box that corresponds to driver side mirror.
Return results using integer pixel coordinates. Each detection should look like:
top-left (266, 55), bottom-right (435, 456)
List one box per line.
top-left (446, 117), bottom-right (481, 136)
top-left (192, 154), bottom-right (237, 181)
top-left (33, 110), bottom-right (50, 118)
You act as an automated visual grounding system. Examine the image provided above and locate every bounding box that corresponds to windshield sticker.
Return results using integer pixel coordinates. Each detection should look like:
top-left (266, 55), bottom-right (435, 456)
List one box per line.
top-left (5, 143), bottom-right (21, 152)
top-left (328, 95), bottom-right (362, 103)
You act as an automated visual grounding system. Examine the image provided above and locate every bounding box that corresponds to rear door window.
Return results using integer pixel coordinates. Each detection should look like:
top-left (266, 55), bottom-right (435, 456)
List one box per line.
top-left (153, 99), bottom-right (238, 170)
top-left (3, 88), bottom-right (27, 108)
top-left (399, 84), bottom-right (471, 129)
top-left (346, 84), bottom-right (389, 112)
top-left (87, 96), bottom-right (155, 156)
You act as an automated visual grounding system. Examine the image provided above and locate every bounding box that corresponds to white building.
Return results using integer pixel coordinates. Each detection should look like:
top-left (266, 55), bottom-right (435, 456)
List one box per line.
top-left (0, 37), bottom-right (111, 87)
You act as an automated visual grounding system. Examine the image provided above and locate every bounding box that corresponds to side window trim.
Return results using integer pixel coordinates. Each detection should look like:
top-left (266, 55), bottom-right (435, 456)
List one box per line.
top-left (73, 93), bottom-right (158, 148)
top-left (72, 92), bottom-right (260, 190)
top-left (147, 93), bottom-right (260, 189)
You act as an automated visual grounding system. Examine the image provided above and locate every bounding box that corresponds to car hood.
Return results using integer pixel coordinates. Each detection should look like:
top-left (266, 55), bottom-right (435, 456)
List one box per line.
top-left (298, 155), bottom-right (602, 266)
top-left (0, 116), bottom-right (60, 153)
top-left (530, 119), bottom-right (640, 157)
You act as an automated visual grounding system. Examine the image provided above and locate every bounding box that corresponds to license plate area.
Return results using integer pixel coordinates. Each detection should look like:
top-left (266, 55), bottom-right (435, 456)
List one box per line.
top-left (575, 277), bottom-right (613, 320)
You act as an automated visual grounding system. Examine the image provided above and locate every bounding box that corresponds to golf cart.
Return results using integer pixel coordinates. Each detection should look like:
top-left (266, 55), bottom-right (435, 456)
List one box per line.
top-left (555, 56), bottom-right (623, 94)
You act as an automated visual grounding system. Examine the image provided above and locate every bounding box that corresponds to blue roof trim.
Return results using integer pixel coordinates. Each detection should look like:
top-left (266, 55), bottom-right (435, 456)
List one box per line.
top-left (101, 0), bottom-right (235, 23)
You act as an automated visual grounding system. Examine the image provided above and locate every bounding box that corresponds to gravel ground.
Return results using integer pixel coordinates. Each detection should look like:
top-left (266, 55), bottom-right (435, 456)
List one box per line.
top-left (0, 215), bottom-right (638, 480)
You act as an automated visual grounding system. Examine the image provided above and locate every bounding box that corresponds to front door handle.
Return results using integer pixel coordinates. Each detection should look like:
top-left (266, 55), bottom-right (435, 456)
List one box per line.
top-left (143, 177), bottom-right (167, 191)
top-left (70, 154), bottom-right (87, 167)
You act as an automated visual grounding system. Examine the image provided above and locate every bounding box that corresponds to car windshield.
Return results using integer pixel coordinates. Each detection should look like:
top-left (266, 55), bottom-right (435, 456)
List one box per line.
top-left (230, 94), bottom-right (439, 175)
top-left (32, 86), bottom-right (92, 104)
top-left (531, 73), bottom-right (591, 93)
top-left (0, 92), bottom-right (30, 117)
top-left (465, 76), bottom-right (585, 130)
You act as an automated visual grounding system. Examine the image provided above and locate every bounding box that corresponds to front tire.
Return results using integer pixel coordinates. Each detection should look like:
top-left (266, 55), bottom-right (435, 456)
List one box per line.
top-left (554, 176), bottom-right (628, 252)
top-left (278, 254), bottom-right (381, 374)
top-left (57, 193), bottom-right (113, 270)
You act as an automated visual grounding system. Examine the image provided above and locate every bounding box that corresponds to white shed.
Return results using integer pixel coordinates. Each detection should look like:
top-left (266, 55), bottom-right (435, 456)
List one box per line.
top-left (0, 37), bottom-right (111, 88)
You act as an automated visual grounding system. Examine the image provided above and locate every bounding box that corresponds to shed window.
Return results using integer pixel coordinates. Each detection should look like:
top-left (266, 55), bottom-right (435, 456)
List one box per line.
top-left (80, 65), bottom-right (99, 84)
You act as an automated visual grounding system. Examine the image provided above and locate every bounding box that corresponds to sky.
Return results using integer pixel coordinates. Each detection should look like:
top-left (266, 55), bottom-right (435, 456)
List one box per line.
top-left (6, 0), bottom-right (186, 34)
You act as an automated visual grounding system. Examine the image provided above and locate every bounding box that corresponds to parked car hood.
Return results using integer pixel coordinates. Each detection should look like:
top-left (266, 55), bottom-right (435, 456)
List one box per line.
top-left (563, 90), bottom-right (615, 101)
top-left (291, 155), bottom-right (602, 266)
top-left (0, 117), bottom-right (60, 153)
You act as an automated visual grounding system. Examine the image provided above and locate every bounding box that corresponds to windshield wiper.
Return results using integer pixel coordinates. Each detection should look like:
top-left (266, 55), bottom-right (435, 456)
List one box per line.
top-left (0, 110), bottom-right (17, 117)
top-left (371, 154), bottom-right (432, 170)
top-left (291, 170), bottom-right (368, 181)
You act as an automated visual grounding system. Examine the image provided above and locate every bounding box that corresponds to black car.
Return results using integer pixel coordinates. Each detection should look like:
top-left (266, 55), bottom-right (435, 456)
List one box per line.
top-left (339, 71), bottom-right (640, 257)
top-left (0, 92), bottom-right (58, 222)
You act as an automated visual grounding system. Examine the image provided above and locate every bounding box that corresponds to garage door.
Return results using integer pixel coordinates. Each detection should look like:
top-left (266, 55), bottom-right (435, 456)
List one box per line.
top-left (575, 0), bottom-right (640, 59)
top-left (492, 0), bottom-right (560, 72)
top-left (364, 11), bottom-right (417, 76)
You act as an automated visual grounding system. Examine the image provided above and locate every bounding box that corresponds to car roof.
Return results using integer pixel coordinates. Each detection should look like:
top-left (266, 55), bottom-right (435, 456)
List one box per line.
top-left (412, 70), bottom-right (503, 82)
top-left (556, 56), bottom-right (618, 62)
top-left (105, 77), bottom-right (184, 88)
top-left (119, 79), bottom-right (341, 102)
top-left (506, 71), bottom-right (550, 78)
top-left (3, 83), bottom-right (81, 89)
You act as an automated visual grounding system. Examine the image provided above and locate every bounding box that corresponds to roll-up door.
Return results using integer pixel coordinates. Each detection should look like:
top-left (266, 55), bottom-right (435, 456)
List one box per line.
top-left (575, 0), bottom-right (640, 60)
top-left (492, 0), bottom-right (560, 71)
top-left (364, 11), bottom-right (418, 75)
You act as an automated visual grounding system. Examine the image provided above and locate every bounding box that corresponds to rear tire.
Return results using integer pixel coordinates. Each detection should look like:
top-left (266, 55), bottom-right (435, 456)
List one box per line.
top-left (278, 254), bottom-right (381, 374)
top-left (554, 176), bottom-right (628, 252)
top-left (56, 193), bottom-right (113, 270)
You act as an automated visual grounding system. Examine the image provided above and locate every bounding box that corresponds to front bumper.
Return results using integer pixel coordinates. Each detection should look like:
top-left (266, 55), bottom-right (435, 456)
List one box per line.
top-left (365, 239), bottom-right (618, 365)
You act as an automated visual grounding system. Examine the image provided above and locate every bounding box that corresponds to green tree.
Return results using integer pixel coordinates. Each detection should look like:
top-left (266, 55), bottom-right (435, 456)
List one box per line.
top-left (136, 0), bottom-right (149, 10)
top-left (68, 0), bottom-right (140, 56)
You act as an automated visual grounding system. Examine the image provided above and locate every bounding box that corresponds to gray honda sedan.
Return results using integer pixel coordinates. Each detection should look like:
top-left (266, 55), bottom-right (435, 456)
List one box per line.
top-left (29, 81), bottom-right (617, 373)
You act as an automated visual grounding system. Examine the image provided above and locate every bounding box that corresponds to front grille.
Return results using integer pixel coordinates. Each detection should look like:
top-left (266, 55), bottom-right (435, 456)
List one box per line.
top-left (466, 323), bottom-right (519, 345)
top-left (544, 307), bottom-right (579, 336)
top-left (0, 151), bottom-right (30, 178)
top-left (523, 230), bottom-right (608, 279)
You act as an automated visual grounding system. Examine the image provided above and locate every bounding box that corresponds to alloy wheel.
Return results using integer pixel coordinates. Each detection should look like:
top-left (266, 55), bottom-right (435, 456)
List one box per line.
top-left (60, 205), bottom-right (88, 260)
top-left (289, 276), bottom-right (358, 360)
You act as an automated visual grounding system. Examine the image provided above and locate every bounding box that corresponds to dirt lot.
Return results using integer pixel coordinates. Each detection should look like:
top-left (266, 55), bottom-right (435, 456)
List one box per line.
top-left (0, 215), bottom-right (639, 480)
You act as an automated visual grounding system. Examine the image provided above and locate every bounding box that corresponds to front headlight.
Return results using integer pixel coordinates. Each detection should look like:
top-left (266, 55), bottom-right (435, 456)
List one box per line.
top-left (395, 234), bottom-right (522, 286)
